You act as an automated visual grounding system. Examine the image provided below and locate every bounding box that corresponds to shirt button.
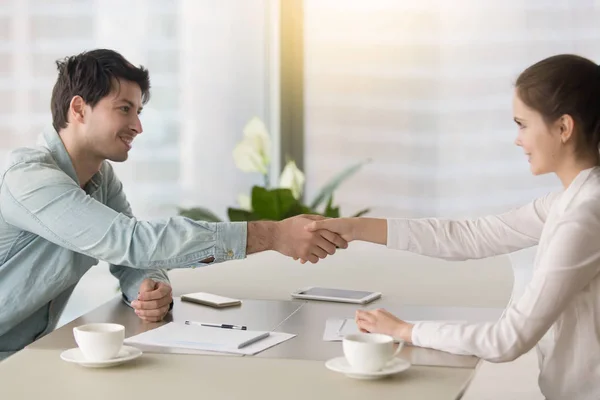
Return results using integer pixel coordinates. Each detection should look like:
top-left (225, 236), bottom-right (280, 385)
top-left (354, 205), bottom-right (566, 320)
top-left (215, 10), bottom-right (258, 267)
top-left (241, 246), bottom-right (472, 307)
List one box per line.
top-left (227, 250), bottom-right (234, 257)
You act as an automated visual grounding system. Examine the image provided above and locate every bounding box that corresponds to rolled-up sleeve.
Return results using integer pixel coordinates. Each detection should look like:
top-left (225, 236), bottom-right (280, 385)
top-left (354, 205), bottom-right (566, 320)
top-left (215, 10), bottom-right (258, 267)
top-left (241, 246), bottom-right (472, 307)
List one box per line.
top-left (0, 160), bottom-right (248, 271)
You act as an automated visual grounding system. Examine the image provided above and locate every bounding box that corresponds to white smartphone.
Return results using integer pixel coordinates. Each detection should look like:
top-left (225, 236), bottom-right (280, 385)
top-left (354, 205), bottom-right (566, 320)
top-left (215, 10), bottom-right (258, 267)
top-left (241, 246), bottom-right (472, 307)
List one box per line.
top-left (181, 292), bottom-right (242, 308)
top-left (290, 287), bottom-right (381, 304)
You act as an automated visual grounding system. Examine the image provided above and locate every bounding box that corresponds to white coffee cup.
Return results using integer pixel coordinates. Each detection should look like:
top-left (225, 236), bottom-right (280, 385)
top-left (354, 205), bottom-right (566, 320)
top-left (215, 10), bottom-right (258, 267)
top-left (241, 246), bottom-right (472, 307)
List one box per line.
top-left (342, 333), bottom-right (404, 372)
top-left (73, 323), bottom-right (125, 361)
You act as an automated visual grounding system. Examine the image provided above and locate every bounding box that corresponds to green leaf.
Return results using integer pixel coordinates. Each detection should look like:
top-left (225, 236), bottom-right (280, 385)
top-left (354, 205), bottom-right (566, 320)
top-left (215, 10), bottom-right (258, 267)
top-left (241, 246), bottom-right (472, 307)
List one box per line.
top-left (282, 203), bottom-right (317, 219)
top-left (300, 205), bottom-right (317, 215)
top-left (251, 186), bottom-right (298, 220)
top-left (351, 208), bottom-right (370, 218)
top-left (227, 208), bottom-right (259, 222)
top-left (178, 207), bottom-right (222, 222)
top-left (324, 195), bottom-right (340, 218)
top-left (324, 207), bottom-right (340, 218)
top-left (310, 159), bottom-right (370, 210)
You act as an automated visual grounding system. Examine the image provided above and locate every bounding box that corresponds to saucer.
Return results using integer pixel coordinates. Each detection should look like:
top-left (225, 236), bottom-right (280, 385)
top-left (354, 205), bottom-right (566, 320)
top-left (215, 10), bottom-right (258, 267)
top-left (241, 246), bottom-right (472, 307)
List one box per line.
top-left (60, 345), bottom-right (142, 368)
top-left (325, 357), bottom-right (411, 380)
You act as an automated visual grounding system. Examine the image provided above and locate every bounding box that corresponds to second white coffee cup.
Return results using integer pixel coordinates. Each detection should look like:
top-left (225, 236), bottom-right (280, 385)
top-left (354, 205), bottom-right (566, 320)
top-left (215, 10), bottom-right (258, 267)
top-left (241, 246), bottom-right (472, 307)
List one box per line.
top-left (343, 333), bottom-right (404, 372)
top-left (73, 323), bottom-right (125, 361)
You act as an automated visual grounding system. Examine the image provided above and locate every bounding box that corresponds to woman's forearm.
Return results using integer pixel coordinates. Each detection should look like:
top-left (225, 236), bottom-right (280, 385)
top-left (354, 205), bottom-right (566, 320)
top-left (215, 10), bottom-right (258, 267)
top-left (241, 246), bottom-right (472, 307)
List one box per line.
top-left (353, 218), bottom-right (388, 245)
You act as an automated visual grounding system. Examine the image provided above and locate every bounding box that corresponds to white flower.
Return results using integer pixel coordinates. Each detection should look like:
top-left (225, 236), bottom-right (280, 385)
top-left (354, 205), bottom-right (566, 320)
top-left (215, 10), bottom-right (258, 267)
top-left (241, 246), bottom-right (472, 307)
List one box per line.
top-left (243, 117), bottom-right (272, 160)
top-left (233, 117), bottom-right (271, 174)
top-left (233, 138), bottom-right (267, 174)
top-left (279, 160), bottom-right (305, 199)
top-left (237, 193), bottom-right (252, 211)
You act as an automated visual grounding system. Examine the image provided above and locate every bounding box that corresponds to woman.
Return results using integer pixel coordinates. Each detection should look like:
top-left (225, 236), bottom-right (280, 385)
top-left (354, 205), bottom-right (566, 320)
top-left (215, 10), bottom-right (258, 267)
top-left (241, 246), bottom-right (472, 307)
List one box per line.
top-left (305, 54), bottom-right (600, 400)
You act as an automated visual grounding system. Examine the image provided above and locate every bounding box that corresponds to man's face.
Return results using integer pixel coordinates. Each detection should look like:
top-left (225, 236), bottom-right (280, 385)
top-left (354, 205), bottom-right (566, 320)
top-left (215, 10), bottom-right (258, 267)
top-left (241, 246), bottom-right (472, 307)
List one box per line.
top-left (81, 79), bottom-right (143, 162)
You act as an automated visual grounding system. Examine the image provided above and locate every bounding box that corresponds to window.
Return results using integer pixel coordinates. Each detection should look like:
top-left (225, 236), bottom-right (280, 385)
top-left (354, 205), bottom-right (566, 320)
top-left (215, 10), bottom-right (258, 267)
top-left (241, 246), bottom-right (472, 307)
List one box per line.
top-left (302, 0), bottom-right (600, 218)
top-left (0, 0), bottom-right (276, 220)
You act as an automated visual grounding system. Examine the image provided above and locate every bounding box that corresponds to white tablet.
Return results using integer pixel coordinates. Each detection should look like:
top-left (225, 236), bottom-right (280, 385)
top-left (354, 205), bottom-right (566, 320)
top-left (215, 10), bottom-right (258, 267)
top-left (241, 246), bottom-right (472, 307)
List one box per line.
top-left (291, 287), bottom-right (381, 304)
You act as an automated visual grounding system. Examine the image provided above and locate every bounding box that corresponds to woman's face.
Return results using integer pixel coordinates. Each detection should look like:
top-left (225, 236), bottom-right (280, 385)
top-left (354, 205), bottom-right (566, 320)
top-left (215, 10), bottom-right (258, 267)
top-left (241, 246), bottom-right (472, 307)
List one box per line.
top-left (513, 91), bottom-right (565, 176)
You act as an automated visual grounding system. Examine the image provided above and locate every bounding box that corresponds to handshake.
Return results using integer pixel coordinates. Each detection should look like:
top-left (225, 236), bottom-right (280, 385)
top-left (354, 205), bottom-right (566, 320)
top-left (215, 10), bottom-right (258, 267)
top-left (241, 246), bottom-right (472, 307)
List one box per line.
top-left (262, 214), bottom-right (361, 264)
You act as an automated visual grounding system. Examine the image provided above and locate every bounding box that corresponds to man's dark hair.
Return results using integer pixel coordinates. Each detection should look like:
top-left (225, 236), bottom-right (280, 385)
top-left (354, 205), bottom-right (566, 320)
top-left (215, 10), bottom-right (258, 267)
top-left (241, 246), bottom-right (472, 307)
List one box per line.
top-left (50, 49), bottom-right (151, 132)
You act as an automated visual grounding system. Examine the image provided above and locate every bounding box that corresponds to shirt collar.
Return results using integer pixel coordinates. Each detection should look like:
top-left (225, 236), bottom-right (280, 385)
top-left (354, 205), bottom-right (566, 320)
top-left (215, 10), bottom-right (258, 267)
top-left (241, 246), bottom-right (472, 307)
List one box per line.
top-left (553, 166), bottom-right (598, 215)
top-left (38, 127), bottom-right (103, 190)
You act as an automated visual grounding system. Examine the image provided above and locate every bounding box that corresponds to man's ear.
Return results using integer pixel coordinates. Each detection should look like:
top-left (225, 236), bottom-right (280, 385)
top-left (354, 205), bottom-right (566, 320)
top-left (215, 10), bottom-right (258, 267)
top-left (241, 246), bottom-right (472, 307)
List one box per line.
top-left (69, 95), bottom-right (87, 124)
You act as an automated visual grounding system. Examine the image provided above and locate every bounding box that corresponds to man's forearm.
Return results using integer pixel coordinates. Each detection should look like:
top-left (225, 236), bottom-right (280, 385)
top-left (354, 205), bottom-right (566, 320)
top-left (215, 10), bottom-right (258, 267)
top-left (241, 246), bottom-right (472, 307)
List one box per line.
top-left (246, 221), bottom-right (278, 255)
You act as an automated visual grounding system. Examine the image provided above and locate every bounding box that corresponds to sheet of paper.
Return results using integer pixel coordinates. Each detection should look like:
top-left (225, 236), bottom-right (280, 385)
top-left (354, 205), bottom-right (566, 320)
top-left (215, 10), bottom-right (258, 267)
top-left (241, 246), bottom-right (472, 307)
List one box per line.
top-left (234, 331), bottom-right (296, 355)
top-left (124, 322), bottom-right (296, 356)
top-left (323, 318), bottom-right (360, 341)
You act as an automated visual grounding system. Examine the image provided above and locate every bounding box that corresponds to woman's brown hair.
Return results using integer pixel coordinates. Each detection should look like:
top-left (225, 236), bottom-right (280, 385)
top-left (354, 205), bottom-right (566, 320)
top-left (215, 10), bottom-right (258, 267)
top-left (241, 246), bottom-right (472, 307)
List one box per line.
top-left (516, 54), bottom-right (600, 152)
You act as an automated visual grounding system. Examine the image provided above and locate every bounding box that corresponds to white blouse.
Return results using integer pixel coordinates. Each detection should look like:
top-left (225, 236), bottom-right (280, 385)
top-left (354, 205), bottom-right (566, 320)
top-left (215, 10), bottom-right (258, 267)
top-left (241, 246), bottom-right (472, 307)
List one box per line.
top-left (387, 167), bottom-right (600, 400)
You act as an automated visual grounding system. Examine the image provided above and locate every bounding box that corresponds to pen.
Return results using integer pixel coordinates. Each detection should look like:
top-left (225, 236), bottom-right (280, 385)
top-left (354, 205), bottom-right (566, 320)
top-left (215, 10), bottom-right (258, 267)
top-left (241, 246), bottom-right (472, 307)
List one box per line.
top-left (184, 320), bottom-right (247, 330)
top-left (337, 319), bottom-right (347, 336)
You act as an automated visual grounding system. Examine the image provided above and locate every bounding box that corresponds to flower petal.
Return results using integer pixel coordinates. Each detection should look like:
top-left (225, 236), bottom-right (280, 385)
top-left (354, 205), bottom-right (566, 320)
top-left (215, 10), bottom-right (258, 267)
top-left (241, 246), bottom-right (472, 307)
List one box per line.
top-left (233, 138), bottom-right (267, 174)
top-left (279, 160), bottom-right (306, 199)
top-left (243, 117), bottom-right (271, 167)
top-left (237, 194), bottom-right (252, 211)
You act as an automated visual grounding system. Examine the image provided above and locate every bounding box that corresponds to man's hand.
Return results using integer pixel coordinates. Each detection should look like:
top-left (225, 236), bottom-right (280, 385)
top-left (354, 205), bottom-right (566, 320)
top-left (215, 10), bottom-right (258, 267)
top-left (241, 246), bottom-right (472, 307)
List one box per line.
top-left (293, 217), bottom-right (360, 264)
top-left (131, 279), bottom-right (173, 322)
top-left (273, 214), bottom-right (348, 263)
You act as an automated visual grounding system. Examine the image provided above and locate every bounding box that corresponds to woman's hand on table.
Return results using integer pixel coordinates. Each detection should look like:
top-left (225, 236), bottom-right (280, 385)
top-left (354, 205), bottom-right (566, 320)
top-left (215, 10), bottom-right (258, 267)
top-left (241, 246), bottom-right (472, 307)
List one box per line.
top-left (355, 308), bottom-right (414, 343)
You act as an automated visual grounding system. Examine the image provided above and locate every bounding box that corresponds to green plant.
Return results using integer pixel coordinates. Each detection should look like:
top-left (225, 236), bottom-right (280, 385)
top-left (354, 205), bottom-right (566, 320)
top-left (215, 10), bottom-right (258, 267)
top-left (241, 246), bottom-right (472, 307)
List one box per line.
top-left (178, 117), bottom-right (370, 222)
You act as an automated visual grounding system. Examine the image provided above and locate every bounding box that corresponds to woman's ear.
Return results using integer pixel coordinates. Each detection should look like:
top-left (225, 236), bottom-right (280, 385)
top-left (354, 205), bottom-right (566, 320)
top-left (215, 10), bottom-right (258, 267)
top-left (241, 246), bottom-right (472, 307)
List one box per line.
top-left (558, 114), bottom-right (575, 144)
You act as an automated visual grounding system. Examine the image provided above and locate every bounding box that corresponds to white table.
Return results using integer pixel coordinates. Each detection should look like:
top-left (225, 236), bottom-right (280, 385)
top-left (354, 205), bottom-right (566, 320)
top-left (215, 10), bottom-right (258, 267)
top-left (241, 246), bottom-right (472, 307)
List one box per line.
top-left (167, 243), bottom-right (513, 308)
top-left (1, 244), bottom-right (513, 399)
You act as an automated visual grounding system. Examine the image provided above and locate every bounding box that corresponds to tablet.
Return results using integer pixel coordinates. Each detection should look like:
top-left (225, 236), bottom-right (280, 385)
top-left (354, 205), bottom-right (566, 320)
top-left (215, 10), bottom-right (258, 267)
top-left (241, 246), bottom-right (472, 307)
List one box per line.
top-left (291, 287), bottom-right (381, 304)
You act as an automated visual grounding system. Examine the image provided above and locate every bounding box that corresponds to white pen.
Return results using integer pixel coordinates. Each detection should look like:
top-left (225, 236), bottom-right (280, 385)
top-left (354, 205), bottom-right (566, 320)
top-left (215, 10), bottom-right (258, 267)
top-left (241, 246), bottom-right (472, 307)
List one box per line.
top-left (184, 320), bottom-right (247, 330)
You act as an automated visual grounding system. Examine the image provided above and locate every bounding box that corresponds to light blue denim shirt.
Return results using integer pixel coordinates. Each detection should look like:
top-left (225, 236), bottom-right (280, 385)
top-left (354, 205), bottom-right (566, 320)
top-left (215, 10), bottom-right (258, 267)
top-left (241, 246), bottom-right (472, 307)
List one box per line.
top-left (0, 129), bottom-right (247, 360)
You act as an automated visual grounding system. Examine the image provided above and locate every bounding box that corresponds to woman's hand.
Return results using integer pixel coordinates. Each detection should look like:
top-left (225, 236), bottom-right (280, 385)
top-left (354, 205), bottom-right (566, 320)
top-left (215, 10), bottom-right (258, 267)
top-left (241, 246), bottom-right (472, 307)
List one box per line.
top-left (294, 217), bottom-right (388, 264)
top-left (305, 217), bottom-right (358, 242)
top-left (355, 308), bottom-right (414, 343)
top-left (292, 218), bottom-right (357, 263)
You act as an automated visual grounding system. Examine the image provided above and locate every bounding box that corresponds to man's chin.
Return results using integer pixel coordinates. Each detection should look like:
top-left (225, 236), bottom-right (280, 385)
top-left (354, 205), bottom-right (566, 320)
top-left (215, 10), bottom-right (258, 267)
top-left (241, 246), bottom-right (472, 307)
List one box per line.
top-left (107, 153), bottom-right (129, 163)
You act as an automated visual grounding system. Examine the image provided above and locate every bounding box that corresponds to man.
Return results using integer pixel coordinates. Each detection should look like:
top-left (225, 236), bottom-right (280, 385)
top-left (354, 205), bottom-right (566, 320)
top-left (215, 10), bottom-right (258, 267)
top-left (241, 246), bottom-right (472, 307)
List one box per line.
top-left (0, 49), bottom-right (346, 360)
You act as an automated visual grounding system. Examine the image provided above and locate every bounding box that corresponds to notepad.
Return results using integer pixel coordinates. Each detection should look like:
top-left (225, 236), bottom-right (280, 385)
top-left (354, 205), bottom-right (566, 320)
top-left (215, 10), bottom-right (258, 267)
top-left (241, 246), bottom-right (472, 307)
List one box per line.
top-left (124, 322), bottom-right (294, 355)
